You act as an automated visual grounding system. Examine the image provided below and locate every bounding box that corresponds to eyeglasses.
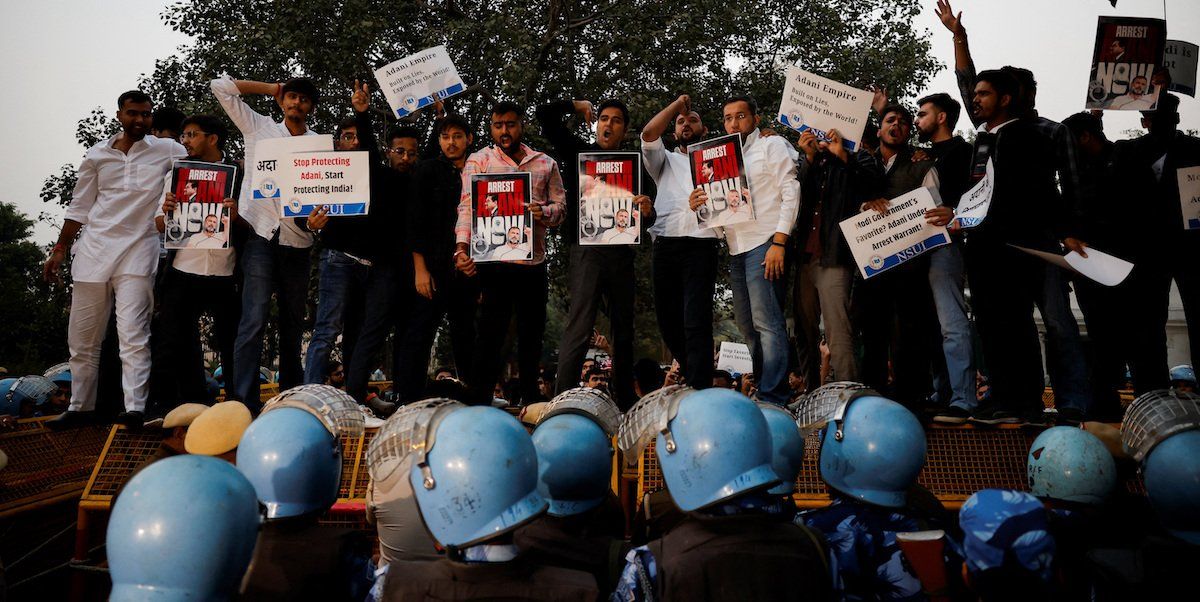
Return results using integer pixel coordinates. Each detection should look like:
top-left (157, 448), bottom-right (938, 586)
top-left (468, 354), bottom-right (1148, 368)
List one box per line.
top-left (179, 131), bottom-right (210, 139)
top-left (386, 148), bottom-right (420, 158)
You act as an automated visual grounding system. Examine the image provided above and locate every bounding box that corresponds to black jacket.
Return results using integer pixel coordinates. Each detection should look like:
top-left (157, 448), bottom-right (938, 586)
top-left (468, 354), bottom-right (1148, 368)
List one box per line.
top-left (535, 99), bottom-right (656, 249)
top-left (796, 149), bottom-right (884, 267)
top-left (408, 155), bottom-right (462, 276)
top-left (968, 119), bottom-right (1077, 250)
top-left (928, 136), bottom-right (973, 209)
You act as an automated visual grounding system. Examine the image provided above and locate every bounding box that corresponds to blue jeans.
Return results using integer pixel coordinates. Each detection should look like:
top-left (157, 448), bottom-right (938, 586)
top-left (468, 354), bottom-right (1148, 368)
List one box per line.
top-left (729, 240), bottom-right (790, 403)
top-left (231, 233), bottom-right (311, 409)
top-left (928, 243), bottom-right (976, 410)
top-left (1037, 265), bottom-right (1092, 413)
top-left (304, 249), bottom-right (370, 384)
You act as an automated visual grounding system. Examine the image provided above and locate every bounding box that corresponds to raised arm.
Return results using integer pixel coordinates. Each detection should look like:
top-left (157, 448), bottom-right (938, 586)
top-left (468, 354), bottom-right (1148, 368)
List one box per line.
top-left (210, 75), bottom-right (279, 135)
top-left (642, 95), bottom-right (690, 144)
top-left (936, 0), bottom-right (981, 126)
top-left (535, 99), bottom-right (589, 158)
top-left (350, 80), bottom-right (383, 166)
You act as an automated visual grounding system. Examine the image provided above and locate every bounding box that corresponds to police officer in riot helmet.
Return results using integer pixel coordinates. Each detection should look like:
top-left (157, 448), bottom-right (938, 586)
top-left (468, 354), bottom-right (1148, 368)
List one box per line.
top-left (1025, 426), bottom-right (1121, 599)
top-left (107, 455), bottom-right (260, 601)
top-left (236, 395), bottom-right (372, 601)
top-left (613, 387), bottom-right (829, 601)
top-left (1088, 390), bottom-right (1200, 600)
top-left (758, 402), bottom-right (805, 509)
top-left (798, 385), bottom-right (949, 600)
top-left (514, 388), bottom-right (628, 592)
top-left (383, 405), bottom-right (600, 601)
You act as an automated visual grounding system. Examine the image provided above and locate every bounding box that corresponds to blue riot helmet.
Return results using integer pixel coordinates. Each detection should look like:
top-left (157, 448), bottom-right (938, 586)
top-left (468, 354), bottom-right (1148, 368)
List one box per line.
top-left (236, 407), bottom-right (342, 519)
top-left (1027, 426), bottom-right (1116, 505)
top-left (108, 455), bottom-right (259, 601)
top-left (1124, 389), bottom-right (1200, 544)
top-left (7, 375), bottom-right (58, 416)
top-left (410, 405), bottom-right (546, 548)
top-left (42, 362), bottom-right (70, 381)
top-left (758, 402), bottom-right (805, 496)
top-left (620, 386), bottom-right (777, 511)
top-left (0, 378), bottom-right (17, 416)
top-left (533, 387), bottom-right (621, 515)
top-left (533, 413), bottom-right (612, 516)
top-left (1170, 365), bottom-right (1196, 389)
top-left (1142, 429), bottom-right (1200, 544)
top-left (798, 382), bottom-right (926, 508)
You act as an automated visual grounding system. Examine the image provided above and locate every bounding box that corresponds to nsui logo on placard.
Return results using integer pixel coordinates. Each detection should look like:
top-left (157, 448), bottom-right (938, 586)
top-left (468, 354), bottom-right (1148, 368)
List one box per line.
top-left (404, 95), bottom-right (419, 110)
top-left (869, 255), bottom-right (884, 270)
top-left (288, 198), bottom-right (302, 213)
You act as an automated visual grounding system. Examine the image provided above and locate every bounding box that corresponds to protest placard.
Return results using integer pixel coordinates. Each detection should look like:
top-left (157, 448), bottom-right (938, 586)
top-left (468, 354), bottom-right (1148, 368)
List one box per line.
top-left (1165, 40), bottom-right (1198, 97)
top-left (1086, 17), bottom-right (1167, 110)
top-left (839, 187), bottom-right (951, 279)
top-left (687, 133), bottom-right (754, 229)
top-left (470, 172), bottom-right (533, 263)
top-left (953, 158), bottom-right (994, 230)
top-left (577, 152), bottom-right (641, 245)
top-left (1010, 245), bottom-right (1133, 287)
top-left (276, 151), bottom-right (371, 218)
top-left (374, 45), bottom-right (467, 118)
top-left (717, 341), bottom-right (753, 376)
top-left (777, 66), bottom-right (873, 151)
top-left (250, 135), bottom-right (333, 215)
top-left (164, 160), bottom-right (237, 250)
top-left (1178, 165), bottom-right (1200, 230)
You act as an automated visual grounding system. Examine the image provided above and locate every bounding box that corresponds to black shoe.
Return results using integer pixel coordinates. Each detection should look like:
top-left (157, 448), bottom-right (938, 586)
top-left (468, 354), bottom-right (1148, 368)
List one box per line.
top-left (116, 411), bottom-right (145, 431)
top-left (1055, 407), bottom-right (1086, 426)
top-left (969, 405), bottom-right (1023, 426)
top-left (933, 406), bottom-right (971, 425)
top-left (46, 411), bottom-right (99, 430)
top-left (1021, 409), bottom-right (1051, 428)
top-left (365, 396), bottom-right (397, 418)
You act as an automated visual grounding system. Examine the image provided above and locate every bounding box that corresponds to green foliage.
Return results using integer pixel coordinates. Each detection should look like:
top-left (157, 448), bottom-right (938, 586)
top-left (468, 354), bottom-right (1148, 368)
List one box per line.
top-left (0, 203), bottom-right (69, 374)
top-left (40, 0), bottom-right (938, 368)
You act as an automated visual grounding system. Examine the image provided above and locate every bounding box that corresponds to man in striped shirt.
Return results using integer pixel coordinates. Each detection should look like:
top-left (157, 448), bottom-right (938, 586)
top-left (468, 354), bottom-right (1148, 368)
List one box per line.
top-left (453, 101), bottom-right (566, 405)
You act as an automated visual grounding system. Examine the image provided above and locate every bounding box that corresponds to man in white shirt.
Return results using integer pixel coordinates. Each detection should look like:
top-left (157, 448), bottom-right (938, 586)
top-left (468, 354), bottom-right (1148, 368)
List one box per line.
top-left (1107, 75), bottom-right (1156, 111)
top-left (642, 94), bottom-right (719, 389)
top-left (183, 214), bottom-right (227, 248)
top-left (43, 90), bottom-right (186, 429)
top-left (211, 74), bottom-right (320, 408)
top-left (598, 209), bottom-right (638, 243)
top-left (487, 227), bottom-right (533, 261)
top-left (689, 96), bottom-right (800, 404)
top-left (150, 114), bottom-right (241, 415)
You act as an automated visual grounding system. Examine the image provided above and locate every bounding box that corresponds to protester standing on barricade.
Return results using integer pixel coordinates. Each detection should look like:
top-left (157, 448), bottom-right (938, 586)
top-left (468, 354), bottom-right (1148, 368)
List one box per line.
top-left (695, 95), bottom-right (798, 405)
top-left (454, 101), bottom-right (566, 406)
top-left (148, 115), bottom-right (243, 419)
top-left (1107, 94), bottom-right (1200, 385)
top-left (403, 111), bottom-right (479, 389)
top-left (538, 97), bottom-right (655, 410)
top-left (909, 93), bottom-right (978, 424)
top-left (212, 74), bottom-right (321, 409)
top-left (792, 127), bottom-right (881, 386)
top-left (856, 103), bottom-right (939, 410)
top-left (936, 0), bottom-right (1093, 424)
top-left (641, 95), bottom-right (719, 391)
top-left (314, 81), bottom-right (411, 416)
top-left (44, 91), bottom-right (186, 430)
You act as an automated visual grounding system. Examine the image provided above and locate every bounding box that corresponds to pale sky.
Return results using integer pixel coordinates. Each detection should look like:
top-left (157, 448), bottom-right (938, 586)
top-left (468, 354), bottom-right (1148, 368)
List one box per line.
top-left (3, 0), bottom-right (1198, 245)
